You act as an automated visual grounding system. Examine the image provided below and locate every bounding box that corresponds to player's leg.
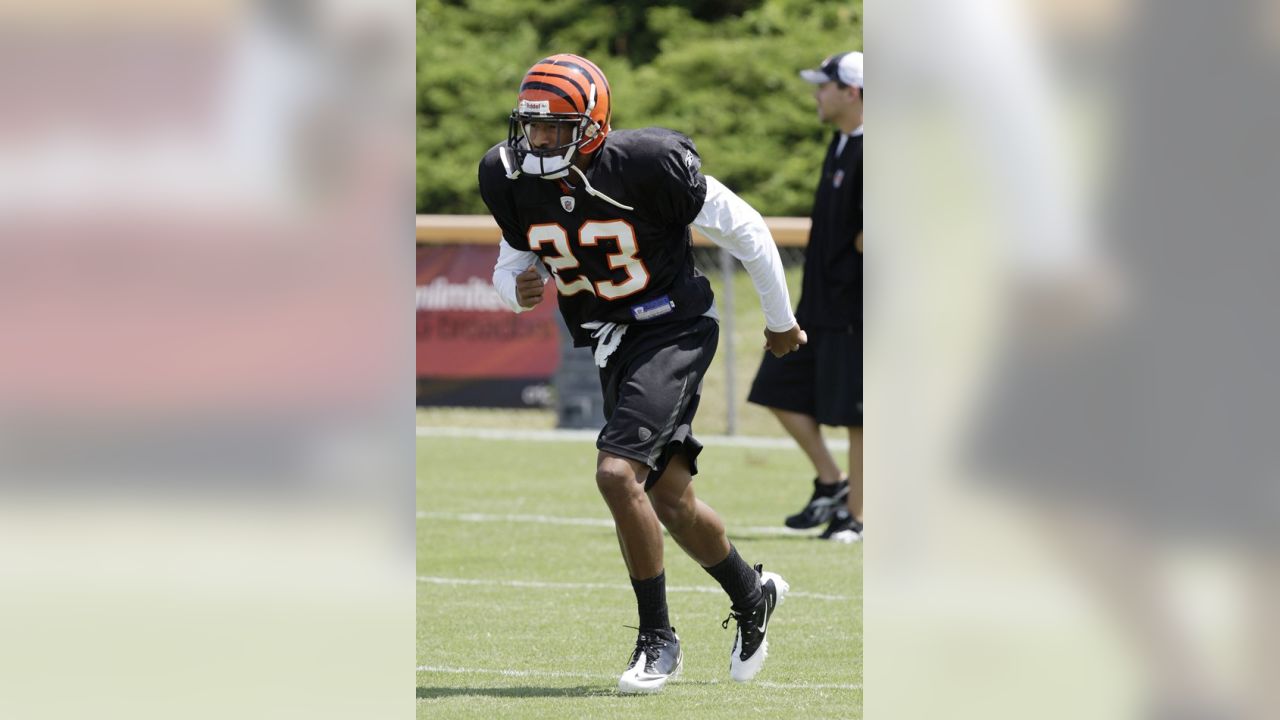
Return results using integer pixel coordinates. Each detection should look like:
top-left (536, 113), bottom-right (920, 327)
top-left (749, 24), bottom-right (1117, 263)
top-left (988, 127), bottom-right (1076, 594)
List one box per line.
top-left (595, 317), bottom-right (720, 691)
top-left (646, 450), bottom-right (728, 566)
top-left (596, 451), bottom-right (662, 579)
top-left (772, 408), bottom-right (849, 529)
top-left (812, 328), bottom-right (864, 541)
top-left (748, 335), bottom-right (848, 529)
top-left (647, 451), bottom-right (788, 682)
top-left (598, 317), bottom-right (719, 560)
top-left (595, 451), bottom-right (682, 694)
top-left (770, 408), bottom-right (845, 485)
top-left (819, 425), bottom-right (863, 542)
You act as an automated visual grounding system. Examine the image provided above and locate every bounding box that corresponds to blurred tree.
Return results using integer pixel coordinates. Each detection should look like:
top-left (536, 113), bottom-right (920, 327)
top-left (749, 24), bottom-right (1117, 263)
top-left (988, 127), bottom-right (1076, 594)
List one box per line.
top-left (417, 0), bottom-right (861, 216)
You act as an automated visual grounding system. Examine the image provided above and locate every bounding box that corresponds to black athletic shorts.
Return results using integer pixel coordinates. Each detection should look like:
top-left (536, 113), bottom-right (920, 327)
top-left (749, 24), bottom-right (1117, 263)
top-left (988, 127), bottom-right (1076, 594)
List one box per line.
top-left (597, 315), bottom-right (718, 490)
top-left (747, 325), bottom-right (862, 427)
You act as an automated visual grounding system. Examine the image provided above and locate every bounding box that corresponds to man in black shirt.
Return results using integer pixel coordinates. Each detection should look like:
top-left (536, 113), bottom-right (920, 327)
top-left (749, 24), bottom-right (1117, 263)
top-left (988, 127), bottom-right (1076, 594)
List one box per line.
top-left (748, 51), bottom-right (864, 542)
top-left (481, 54), bottom-right (805, 693)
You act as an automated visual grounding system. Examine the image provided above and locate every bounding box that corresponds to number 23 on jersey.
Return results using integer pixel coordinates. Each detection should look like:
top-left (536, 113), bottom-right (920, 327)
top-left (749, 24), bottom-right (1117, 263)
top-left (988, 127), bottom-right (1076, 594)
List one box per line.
top-left (527, 220), bottom-right (651, 300)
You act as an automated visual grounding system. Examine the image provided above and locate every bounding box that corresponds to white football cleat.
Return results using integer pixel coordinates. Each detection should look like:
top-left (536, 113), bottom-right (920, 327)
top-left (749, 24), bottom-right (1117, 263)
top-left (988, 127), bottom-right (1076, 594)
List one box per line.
top-left (725, 566), bottom-right (789, 682)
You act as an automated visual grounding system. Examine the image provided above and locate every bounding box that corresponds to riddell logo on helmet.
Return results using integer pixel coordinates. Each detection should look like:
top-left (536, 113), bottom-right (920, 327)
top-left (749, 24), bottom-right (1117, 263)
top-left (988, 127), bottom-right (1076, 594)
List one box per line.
top-left (519, 99), bottom-right (550, 114)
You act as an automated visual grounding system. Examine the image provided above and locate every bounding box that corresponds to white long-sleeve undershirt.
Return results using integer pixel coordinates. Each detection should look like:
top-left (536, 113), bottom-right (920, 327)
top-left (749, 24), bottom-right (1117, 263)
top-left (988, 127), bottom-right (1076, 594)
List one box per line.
top-left (491, 238), bottom-right (548, 314)
top-left (692, 176), bottom-right (796, 333)
top-left (490, 174), bottom-right (796, 333)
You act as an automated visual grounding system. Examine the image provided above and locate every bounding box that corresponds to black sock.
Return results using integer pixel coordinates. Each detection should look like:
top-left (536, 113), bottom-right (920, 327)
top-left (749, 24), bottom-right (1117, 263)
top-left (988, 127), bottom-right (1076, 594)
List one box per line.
top-left (815, 478), bottom-right (846, 496)
top-left (703, 545), bottom-right (762, 612)
top-left (631, 572), bottom-right (671, 631)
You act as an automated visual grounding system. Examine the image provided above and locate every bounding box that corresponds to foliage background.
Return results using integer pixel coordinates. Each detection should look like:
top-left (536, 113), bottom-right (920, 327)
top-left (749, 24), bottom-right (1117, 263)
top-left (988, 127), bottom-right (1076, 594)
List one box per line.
top-left (417, 0), bottom-right (862, 216)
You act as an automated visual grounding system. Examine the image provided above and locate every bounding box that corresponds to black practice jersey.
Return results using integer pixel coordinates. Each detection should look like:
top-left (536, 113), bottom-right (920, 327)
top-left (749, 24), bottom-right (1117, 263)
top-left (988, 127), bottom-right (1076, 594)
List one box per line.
top-left (479, 128), bottom-right (714, 347)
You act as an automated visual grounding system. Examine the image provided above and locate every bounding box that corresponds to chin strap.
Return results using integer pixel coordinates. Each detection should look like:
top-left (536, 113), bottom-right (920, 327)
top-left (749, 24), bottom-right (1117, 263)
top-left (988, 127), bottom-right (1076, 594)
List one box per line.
top-left (498, 146), bottom-right (521, 179)
top-left (508, 140), bottom-right (634, 212)
top-left (568, 164), bottom-right (634, 211)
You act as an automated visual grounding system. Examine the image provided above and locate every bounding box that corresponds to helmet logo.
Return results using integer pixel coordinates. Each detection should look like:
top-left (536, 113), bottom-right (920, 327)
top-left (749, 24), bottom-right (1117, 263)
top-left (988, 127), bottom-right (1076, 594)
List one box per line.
top-left (519, 99), bottom-right (550, 114)
top-left (560, 196), bottom-right (575, 212)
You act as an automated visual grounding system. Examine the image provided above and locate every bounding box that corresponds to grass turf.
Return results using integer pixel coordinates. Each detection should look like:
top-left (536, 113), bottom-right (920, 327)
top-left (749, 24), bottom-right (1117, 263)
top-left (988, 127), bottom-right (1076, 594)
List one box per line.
top-left (417, 435), bottom-right (862, 719)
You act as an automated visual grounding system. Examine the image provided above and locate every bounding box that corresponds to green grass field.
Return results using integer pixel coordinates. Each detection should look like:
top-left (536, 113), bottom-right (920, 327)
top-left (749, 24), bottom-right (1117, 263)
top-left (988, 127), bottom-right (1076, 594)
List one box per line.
top-left (417, 434), bottom-right (862, 719)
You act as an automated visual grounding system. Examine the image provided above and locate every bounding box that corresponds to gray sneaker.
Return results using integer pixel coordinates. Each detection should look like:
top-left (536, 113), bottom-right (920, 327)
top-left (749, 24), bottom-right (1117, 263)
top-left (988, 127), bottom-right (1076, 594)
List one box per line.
top-left (618, 627), bottom-right (682, 693)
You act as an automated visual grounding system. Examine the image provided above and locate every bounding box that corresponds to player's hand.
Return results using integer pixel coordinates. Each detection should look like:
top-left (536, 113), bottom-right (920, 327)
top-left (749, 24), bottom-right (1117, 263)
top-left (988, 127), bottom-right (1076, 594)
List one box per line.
top-left (515, 264), bottom-right (546, 308)
top-left (764, 323), bottom-right (807, 358)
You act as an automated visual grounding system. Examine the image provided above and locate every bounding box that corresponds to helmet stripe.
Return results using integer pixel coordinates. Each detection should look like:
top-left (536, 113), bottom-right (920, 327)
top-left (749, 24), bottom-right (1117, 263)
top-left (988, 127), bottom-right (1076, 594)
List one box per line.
top-left (557, 58), bottom-right (608, 92)
top-left (518, 81), bottom-right (582, 112)
top-left (525, 70), bottom-right (587, 100)
top-left (533, 61), bottom-right (594, 111)
top-left (555, 57), bottom-right (611, 126)
top-left (547, 59), bottom-right (599, 88)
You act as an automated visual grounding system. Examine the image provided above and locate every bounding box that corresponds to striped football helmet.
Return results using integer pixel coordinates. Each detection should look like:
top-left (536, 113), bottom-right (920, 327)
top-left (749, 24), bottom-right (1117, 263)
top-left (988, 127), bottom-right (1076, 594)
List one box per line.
top-left (505, 54), bottom-right (612, 179)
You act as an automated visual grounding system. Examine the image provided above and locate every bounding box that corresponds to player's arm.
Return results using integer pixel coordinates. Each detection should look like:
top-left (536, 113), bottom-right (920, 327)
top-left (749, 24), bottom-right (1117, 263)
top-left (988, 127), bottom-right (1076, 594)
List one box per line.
top-left (480, 149), bottom-right (551, 313)
top-left (492, 239), bottom-right (550, 312)
top-left (480, 146), bottom-right (550, 312)
top-left (692, 175), bottom-right (807, 357)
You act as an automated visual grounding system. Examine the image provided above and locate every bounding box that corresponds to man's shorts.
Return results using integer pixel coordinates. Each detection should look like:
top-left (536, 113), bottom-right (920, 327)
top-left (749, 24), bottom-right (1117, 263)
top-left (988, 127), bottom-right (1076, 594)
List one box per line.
top-left (597, 315), bottom-right (718, 490)
top-left (747, 325), bottom-right (862, 427)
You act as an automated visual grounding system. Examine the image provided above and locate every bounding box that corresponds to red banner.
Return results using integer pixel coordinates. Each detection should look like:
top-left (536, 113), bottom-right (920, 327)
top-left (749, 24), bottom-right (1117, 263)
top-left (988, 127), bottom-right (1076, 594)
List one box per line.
top-left (416, 245), bottom-right (560, 382)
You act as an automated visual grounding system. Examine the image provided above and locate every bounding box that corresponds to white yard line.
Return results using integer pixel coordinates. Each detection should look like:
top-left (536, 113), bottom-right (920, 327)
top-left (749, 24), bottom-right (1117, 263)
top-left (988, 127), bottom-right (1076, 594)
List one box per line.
top-left (416, 510), bottom-right (818, 538)
top-left (416, 664), bottom-right (860, 691)
top-left (752, 680), bottom-right (862, 690)
top-left (416, 425), bottom-right (847, 451)
top-left (418, 510), bottom-right (614, 528)
top-left (417, 665), bottom-right (598, 680)
top-left (417, 574), bottom-right (854, 602)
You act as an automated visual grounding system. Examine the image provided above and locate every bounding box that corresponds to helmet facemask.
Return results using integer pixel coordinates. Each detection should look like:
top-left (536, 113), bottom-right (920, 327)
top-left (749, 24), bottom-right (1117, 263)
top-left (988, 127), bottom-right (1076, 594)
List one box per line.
top-left (507, 113), bottom-right (589, 179)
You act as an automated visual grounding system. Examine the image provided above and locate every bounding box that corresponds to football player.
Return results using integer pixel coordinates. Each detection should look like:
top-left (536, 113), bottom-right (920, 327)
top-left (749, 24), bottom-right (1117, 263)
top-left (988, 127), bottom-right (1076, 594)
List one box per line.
top-left (480, 53), bottom-right (805, 693)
